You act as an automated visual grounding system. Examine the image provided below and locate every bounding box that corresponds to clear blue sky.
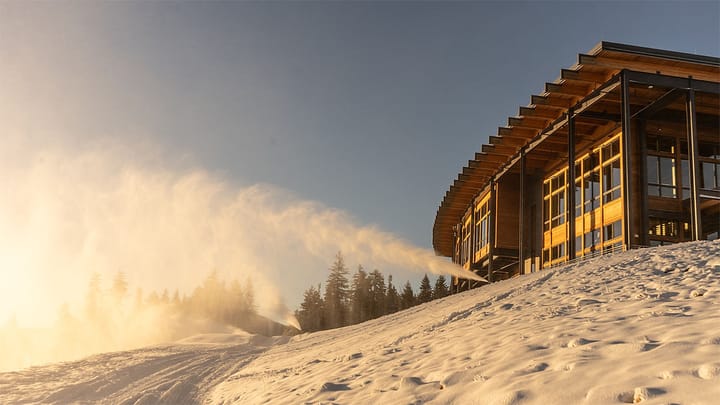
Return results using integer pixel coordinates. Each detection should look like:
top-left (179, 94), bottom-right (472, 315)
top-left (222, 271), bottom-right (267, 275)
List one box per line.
top-left (2, 1), bottom-right (719, 249)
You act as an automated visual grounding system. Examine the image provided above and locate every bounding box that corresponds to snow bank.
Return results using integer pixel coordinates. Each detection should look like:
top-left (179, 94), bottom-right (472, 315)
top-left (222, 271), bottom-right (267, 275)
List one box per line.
top-left (1, 241), bottom-right (719, 404)
top-left (211, 240), bottom-right (720, 404)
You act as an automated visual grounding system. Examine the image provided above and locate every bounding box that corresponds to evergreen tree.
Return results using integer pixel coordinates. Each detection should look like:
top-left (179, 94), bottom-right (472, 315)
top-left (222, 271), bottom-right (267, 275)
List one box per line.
top-left (350, 265), bottom-right (369, 324)
top-left (400, 281), bottom-right (416, 310)
top-left (433, 275), bottom-right (450, 300)
top-left (385, 275), bottom-right (400, 314)
top-left (417, 274), bottom-right (433, 304)
top-left (297, 284), bottom-right (324, 332)
top-left (111, 271), bottom-right (128, 304)
top-left (368, 269), bottom-right (386, 319)
top-left (324, 252), bottom-right (350, 329)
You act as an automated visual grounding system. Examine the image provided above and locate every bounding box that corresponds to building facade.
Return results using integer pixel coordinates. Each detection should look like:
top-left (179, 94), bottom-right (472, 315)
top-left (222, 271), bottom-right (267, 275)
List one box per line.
top-left (432, 42), bottom-right (720, 292)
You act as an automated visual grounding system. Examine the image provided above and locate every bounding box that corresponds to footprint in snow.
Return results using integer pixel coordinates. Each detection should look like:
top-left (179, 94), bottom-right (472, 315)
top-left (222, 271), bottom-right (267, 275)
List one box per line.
top-left (320, 382), bottom-right (351, 392)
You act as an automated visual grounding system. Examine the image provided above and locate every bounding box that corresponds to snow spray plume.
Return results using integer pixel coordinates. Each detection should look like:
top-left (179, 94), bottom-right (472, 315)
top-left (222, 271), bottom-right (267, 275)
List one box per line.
top-left (0, 135), bottom-right (474, 369)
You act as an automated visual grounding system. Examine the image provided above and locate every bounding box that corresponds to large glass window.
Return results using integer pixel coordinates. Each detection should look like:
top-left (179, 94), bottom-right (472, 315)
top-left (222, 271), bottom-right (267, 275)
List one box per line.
top-left (584, 229), bottom-right (600, 250)
top-left (649, 217), bottom-right (679, 238)
top-left (602, 159), bottom-right (621, 203)
top-left (543, 170), bottom-right (566, 230)
top-left (647, 156), bottom-right (677, 197)
top-left (603, 220), bottom-right (622, 242)
top-left (543, 134), bottom-right (624, 266)
top-left (551, 243), bottom-right (566, 260)
top-left (583, 169), bottom-right (601, 212)
top-left (474, 201), bottom-right (490, 253)
top-left (702, 161), bottom-right (719, 190)
top-left (462, 216), bottom-right (471, 265)
top-left (681, 160), bottom-right (691, 199)
top-left (551, 193), bottom-right (565, 227)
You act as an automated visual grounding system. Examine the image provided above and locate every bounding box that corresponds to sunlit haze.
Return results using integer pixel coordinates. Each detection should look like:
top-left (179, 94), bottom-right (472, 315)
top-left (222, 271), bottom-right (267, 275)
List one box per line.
top-left (0, 0), bottom-right (718, 371)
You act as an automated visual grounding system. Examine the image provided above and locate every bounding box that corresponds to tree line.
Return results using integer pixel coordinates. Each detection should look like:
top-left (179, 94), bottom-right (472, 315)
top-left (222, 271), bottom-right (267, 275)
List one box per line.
top-left (295, 252), bottom-right (450, 332)
top-left (79, 270), bottom-right (289, 336)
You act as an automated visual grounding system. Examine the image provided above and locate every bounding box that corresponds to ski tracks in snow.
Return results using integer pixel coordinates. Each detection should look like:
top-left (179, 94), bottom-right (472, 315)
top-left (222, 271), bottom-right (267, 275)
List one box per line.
top-left (0, 340), bottom-right (268, 404)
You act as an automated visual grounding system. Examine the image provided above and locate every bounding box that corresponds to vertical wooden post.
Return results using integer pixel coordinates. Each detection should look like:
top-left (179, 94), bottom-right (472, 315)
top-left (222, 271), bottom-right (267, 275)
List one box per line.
top-left (621, 70), bottom-right (634, 250)
top-left (451, 225), bottom-right (457, 294)
top-left (519, 149), bottom-right (526, 274)
top-left (686, 82), bottom-right (702, 240)
top-left (567, 109), bottom-right (576, 260)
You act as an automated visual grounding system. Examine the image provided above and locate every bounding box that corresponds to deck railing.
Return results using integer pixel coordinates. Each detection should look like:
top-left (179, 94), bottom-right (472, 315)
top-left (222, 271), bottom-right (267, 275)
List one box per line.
top-left (546, 243), bottom-right (639, 269)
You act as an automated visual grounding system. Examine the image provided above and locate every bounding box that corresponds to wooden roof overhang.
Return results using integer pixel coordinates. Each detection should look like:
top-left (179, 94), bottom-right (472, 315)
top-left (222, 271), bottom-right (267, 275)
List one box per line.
top-left (433, 42), bottom-right (720, 257)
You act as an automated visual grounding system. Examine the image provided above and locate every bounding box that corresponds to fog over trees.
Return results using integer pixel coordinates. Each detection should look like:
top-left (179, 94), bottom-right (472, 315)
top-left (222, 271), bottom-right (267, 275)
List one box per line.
top-left (0, 270), bottom-right (290, 371)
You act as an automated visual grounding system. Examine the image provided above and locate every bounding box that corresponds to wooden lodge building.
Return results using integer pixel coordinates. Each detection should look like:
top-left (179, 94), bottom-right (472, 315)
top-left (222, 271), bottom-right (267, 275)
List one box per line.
top-left (432, 42), bottom-right (720, 292)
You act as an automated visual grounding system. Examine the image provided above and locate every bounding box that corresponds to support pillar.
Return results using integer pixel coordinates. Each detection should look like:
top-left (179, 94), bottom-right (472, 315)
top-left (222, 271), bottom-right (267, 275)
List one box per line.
top-left (621, 70), bottom-right (634, 250)
top-left (686, 83), bottom-right (703, 240)
top-left (488, 179), bottom-right (496, 283)
top-left (638, 119), bottom-right (649, 246)
top-left (469, 200), bottom-right (476, 282)
top-left (567, 109), bottom-right (576, 259)
top-left (519, 149), bottom-right (526, 274)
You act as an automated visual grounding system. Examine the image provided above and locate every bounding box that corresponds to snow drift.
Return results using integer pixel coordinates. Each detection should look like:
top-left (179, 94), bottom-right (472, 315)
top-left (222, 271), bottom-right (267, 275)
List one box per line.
top-left (1, 241), bottom-right (719, 404)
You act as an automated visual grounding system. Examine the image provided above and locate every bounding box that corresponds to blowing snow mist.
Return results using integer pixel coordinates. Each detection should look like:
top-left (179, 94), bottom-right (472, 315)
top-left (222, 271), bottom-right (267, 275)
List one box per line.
top-left (0, 137), bottom-right (478, 370)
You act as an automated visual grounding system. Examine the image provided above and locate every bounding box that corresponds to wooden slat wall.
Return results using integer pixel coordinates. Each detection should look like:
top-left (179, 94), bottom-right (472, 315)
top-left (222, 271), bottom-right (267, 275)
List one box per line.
top-left (495, 175), bottom-right (521, 250)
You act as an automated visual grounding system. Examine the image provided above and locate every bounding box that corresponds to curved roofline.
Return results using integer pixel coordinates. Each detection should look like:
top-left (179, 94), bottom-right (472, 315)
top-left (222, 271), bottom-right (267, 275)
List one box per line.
top-left (591, 41), bottom-right (720, 66)
top-left (432, 41), bottom-right (720, 257)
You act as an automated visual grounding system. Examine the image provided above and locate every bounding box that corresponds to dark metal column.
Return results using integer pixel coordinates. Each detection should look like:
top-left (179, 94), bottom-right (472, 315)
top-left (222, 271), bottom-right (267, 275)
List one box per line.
top-left (567, 109), bottom-right (576, 259)
top-left (621, 70), bottom-right (634, 250)
top-left (451, 226), bottom-right (458, 293)
top-left (638, 119), bottom-right (649, 246)
top-left (686, 83), bottom-right (703, 240)
top-left (488, 178), bottom-right (496, 283)
top-left (469, 204), bottom-right (476, 278)
top-left (519, 149), bottom-right (526, 274)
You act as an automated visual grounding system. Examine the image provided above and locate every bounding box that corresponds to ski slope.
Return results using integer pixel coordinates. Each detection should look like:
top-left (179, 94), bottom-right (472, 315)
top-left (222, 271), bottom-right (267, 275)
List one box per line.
top-left (2, 241), bottom-right (720, 404)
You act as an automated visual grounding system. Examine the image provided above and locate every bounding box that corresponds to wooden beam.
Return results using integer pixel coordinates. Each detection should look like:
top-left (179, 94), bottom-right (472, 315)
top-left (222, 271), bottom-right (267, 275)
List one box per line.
top-left (498, 126), bottom-right (538, 137)
top-left (518, 106), bottom-right (536, 117)
top-left (561, 68), bottom-right (610, 84)
top-left (475, 152), bottom-right (509, 164)
top-left (531, 105), bottom-right (565, 119)
top-left (488, 135), bottom-right (505, 144)
top-left (482, 144), bottom-right (515, 154)
top-left (531, 94), bottom-right (572, 108)
top-left (545, 82), bottom-right (592, 97)
top-left (509, 116), bottom-right (551, 129)
top-left (579, 53), bottom-right (720, 83)
top-left (491, 135), bottom-right (526, 147)
top-left (484, 143), bottom-right (559, 160)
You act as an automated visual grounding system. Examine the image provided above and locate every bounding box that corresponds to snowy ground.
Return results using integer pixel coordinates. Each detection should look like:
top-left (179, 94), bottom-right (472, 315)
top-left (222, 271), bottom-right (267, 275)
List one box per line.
top-left (2, 241), bottom-right (719, 404)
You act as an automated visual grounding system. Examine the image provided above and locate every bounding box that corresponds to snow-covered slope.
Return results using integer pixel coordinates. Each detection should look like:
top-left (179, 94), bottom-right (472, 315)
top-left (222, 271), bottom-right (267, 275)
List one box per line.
top-left (2, 241), bottom-right (719, 404)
